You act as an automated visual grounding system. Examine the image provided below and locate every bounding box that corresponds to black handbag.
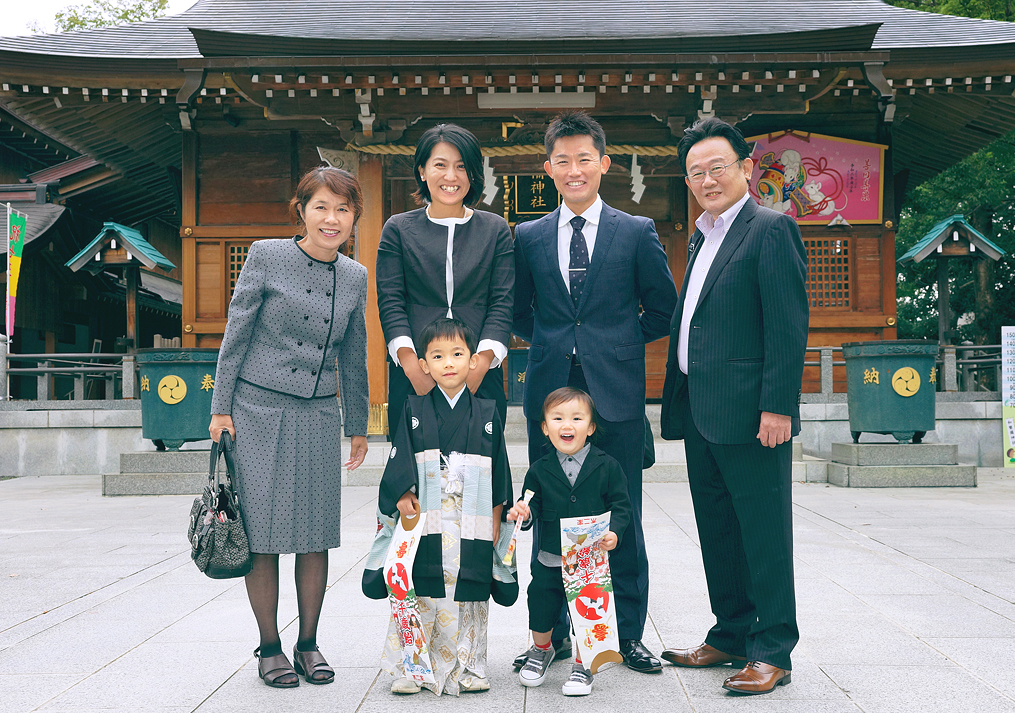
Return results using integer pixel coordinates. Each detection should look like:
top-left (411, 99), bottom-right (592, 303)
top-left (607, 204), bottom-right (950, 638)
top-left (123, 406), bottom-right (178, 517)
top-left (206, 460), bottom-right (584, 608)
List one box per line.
top-left (187, 432), bottom-right (252, 579)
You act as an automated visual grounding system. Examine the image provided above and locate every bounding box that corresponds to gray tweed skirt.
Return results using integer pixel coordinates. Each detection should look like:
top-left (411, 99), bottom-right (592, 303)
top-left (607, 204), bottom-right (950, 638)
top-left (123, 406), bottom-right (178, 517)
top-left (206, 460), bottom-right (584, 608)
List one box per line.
top-left (230, 378), bottom-right (343, 554)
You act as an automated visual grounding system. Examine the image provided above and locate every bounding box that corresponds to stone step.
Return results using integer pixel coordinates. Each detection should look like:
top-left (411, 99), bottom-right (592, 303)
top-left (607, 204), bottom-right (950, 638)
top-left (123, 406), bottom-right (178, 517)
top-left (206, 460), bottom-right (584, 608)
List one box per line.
top-left (831, 442), bottom-right (959, 466)
top-left (828, 463), bottom-right (976, 488)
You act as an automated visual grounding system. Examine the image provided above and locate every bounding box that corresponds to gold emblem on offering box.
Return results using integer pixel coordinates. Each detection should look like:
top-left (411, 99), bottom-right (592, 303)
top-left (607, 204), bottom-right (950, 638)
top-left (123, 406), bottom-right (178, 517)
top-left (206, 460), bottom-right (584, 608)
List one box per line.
top-left (892, 367), bottom-right (920, 397)
top-left (863, 368), bottom-right (879, 385)
top-left (158, 375), bottom-right (187, 404)
top-left (200, 374), bottom-right (215, 391)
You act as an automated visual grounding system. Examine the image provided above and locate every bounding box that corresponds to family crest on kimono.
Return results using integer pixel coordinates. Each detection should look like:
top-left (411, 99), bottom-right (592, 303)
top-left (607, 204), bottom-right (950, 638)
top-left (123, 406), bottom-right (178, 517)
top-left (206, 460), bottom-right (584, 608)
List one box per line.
top-left (362, 318), bottom-right (516, 696)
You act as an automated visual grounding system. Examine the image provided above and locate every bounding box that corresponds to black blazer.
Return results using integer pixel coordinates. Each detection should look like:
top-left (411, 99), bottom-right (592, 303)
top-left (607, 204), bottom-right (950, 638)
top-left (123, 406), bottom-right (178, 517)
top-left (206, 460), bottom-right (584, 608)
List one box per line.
top-left (660, 198), bottom-right (809, 444)
top-left (519, 445), bottom-right (633, 555)
top-left (513, 202), bottom-right (677, 423)
top-left (376, 207), bottom-right (514, 355)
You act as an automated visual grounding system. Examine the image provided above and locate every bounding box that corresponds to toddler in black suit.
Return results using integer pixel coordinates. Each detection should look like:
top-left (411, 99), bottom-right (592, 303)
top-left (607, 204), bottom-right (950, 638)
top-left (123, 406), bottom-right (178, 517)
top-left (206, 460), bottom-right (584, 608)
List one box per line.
top-left (507, 387), bottom-right (632, 696)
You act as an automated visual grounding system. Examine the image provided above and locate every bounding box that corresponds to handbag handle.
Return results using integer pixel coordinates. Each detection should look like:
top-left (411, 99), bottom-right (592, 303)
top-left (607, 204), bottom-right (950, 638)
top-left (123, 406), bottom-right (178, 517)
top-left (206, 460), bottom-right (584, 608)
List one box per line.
top-left (209, 431), bottom-right (237, 488)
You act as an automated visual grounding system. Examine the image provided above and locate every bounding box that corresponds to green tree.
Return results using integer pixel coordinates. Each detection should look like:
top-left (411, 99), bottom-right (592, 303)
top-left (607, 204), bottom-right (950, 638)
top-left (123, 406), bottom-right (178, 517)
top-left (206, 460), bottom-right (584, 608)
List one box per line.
top-left (31, 0), bottom-right (168, 33)
top-left (883, 0), bottom-right (1013, 21)
top-left (894, 132), bottom-right (1015, 346)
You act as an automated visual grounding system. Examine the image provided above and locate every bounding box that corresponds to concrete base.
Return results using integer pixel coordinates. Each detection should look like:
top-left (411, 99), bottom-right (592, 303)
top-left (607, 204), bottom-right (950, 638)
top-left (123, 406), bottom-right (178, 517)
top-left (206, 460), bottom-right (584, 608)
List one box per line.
top-left (105, 450), bottom-right (211, 496)
top-left (827, 441), bottom-right (975, 487)
top-left (828, 463), bottom-right (976, 487)
top-left (831, 442), bottom-right (959, 466)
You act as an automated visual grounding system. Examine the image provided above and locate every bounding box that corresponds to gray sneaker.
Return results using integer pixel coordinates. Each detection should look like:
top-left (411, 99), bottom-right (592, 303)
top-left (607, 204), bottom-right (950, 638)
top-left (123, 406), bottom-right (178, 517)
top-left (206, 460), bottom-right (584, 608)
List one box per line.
top-left (561, 664), bottom-right (593, 696)
top-left (513, 637), bottom-right (572, 670)
top-left (519, 646), bottom-right (555, 687)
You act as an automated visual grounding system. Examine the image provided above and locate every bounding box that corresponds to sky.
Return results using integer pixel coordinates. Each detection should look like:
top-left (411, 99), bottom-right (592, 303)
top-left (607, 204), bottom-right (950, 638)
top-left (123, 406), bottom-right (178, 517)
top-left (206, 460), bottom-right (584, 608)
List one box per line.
top-left (5, 0), bottom-right (199, 37)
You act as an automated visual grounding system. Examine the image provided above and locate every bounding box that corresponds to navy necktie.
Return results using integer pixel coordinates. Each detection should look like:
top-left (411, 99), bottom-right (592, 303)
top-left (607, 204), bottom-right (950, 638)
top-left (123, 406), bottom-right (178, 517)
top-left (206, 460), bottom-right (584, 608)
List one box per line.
top-left (568, 215), bottom-right (588, 307)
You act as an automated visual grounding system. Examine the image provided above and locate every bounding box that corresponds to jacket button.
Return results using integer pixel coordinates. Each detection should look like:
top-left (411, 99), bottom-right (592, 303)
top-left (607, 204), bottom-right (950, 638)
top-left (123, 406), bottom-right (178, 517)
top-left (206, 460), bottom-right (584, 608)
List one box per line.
top-left (328, 265), bottom-right (334, 271)
top-left (291, 367), bottom-right (297, 373)
top-left (324, 318), bottom-right (330, 324)
top-left (318, 344), bottom-right (323, 350)
top-left (307, 288), bottom-right (311, 294)
top-left (565, 354), bottom-right (571, 360)
top-left (304, 315), bottom-right (309, 320)
top-left (311, 370), bottom-right (317, 375)
top-left (576, 320), bottom-right (581, 326)
top-left (308, 262), bottom-right (312, 267)
top-left (570, 495), bottom-right (577, 503)
top-left (297, 341), bottom-right (302, 346)
top-left (326, 291), bottom-right (331, 297)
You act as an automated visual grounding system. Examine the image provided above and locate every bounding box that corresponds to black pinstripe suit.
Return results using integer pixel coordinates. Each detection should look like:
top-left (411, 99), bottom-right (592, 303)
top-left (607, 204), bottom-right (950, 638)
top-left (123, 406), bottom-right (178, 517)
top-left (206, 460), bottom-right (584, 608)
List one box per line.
top-left (660, 197), bottom-right (808, 671)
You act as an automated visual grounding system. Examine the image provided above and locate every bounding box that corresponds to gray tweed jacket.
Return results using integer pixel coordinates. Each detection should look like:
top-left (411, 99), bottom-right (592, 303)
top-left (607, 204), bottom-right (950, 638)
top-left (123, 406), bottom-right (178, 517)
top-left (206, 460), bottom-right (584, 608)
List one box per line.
top-left (211, 237), bottom-right (370, 436)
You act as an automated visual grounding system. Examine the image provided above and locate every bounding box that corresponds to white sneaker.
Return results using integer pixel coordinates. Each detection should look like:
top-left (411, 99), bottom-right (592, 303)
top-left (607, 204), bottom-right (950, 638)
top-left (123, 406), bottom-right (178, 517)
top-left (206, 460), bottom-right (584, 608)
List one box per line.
top-left (561, 664), bottom-right (593, 696)
top-left (391, 677), bottom-right (421, 694)
top-left (519, 645), bottom-right (555, 687)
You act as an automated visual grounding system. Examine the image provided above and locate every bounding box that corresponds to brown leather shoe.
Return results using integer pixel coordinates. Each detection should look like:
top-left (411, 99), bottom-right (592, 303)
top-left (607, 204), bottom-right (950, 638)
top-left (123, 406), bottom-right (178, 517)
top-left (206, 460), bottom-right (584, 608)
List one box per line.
top-left (722, 661), bottom-right (791, 694)
top-left (661, 643), bottom-right (746, 668)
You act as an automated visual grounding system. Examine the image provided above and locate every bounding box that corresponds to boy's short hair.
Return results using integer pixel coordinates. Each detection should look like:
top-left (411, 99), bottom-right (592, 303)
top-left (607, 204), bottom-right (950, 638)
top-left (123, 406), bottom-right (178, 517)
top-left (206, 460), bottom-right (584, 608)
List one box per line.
top-left (417, 317), bottom-right (477, 357)
top-left (544, 111), bottom-right (607, 158)
top-left (541, 386), bottom-right (598, 431)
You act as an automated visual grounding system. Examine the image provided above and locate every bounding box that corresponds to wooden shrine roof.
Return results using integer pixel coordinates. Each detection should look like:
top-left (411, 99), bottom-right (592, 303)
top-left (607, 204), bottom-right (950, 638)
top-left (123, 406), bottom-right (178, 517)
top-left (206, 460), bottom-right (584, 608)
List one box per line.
top-left (1, 0), bottom-right (1014, 60)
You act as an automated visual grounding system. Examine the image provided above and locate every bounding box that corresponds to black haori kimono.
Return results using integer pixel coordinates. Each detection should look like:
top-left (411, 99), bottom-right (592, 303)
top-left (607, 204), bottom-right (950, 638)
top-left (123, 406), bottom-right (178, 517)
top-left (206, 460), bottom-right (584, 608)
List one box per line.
top-left (363, 388), bottom-right (516, 695)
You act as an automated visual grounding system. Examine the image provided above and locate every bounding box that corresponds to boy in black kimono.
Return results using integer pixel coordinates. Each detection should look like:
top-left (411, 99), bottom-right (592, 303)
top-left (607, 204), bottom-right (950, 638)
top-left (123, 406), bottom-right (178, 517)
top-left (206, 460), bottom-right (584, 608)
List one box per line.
top-left (507, 387), bottom-right (632, 696)
top-left (363, 317), bottom-right (514, 696)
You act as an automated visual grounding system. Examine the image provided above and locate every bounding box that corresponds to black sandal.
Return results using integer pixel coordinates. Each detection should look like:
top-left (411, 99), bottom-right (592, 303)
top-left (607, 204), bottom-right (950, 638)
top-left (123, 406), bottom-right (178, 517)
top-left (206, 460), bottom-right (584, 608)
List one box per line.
top-left (293, 645), bottom-right (335, 684)
top-left (254, 647), bottom-right (299, 688)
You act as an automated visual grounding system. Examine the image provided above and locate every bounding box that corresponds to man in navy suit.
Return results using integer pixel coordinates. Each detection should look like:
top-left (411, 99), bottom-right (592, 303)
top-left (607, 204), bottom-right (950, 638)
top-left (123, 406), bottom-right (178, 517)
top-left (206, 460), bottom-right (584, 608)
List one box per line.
top-left (513, 111), bottom-right (677, 673)
top-left (659, 117), bottom-right (808, 695)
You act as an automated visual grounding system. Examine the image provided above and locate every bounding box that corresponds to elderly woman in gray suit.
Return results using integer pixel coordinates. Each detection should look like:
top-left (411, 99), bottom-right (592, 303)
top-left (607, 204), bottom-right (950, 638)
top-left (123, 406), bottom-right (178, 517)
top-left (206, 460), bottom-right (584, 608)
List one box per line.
top-left (209, 167), bottom-right (369, 689)
top-left (376, 123), bottom-right (514, 438)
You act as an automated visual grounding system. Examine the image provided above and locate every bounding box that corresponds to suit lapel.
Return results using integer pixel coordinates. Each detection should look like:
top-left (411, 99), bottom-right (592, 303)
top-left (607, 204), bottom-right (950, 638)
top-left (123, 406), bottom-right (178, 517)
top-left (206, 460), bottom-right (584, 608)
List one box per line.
top-left (693, 198), bottom-right (757, 313)
top-left (539, 208), bottom-right (574, 311)
top-left (577, 204), bottom-right (618, 312)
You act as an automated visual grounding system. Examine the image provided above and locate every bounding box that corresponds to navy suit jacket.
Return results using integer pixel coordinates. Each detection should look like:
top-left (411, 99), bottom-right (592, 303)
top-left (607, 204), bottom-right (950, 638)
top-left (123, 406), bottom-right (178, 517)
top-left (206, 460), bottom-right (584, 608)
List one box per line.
top-left (513, 202), bottom-right (677, 423)
top-left (660, 198), bottom-right (809, 444)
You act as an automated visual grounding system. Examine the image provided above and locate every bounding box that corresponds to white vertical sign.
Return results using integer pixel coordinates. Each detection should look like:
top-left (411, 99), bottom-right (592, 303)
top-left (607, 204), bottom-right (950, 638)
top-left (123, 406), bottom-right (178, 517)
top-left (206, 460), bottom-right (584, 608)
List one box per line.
top-left (1002, 326), bottom-right (1015, 467)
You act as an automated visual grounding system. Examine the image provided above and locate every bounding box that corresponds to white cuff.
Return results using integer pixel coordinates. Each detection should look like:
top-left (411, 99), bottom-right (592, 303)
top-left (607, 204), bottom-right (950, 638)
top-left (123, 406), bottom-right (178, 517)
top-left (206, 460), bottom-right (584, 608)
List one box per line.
top-left (388, 336), bottom-right (416, 367)
top-left (477, 339), bottom-right (508, 369)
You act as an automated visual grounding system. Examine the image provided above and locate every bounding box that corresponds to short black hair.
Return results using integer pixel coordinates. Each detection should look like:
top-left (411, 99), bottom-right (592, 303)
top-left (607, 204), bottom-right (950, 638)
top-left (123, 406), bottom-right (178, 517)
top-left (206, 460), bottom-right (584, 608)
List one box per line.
top-left (412, 123), bottom-right (485, 206)
top-left (544, 111), bottom-right (607, 158)
top-left (541, 387), bottom-right (598, 430)
top-left (417, 317), bottom-right (477, 357)
top-left (677, 117), bottom-right (753, 174)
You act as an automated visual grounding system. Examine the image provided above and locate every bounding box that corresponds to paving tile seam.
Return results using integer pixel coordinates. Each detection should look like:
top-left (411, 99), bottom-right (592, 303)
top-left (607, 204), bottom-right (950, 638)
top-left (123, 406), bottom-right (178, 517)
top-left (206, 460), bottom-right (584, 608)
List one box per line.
top-left (642, 488), bottom-right (703, 550)
top-left (351, 668), bottom-right (384, 713)
top-left (0, 551), bottom-right (198, 646)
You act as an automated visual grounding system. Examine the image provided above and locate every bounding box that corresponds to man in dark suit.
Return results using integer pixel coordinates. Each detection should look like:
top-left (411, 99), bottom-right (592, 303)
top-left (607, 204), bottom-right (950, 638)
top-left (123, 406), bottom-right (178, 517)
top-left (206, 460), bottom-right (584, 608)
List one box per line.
top-left (513, 111), bottom-right (678, 673)
top-left (659, 117), bottom-right (808, 695)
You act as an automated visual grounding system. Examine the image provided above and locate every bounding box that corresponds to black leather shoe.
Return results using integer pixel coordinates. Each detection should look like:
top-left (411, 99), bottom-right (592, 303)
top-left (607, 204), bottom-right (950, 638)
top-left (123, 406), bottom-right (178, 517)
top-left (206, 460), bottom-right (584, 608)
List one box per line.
top-left (512, 637), bottom-right (572, 671)
top-left (620, 639), bottom-right (662, 673)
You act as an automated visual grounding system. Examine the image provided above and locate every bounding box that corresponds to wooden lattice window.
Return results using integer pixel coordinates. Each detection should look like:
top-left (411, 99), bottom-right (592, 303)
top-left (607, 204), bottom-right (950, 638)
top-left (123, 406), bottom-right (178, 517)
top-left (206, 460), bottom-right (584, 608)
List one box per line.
top-left (227, 242), bottom-right (252, 299)
top-left (805, 238), bottom-right (850, 308)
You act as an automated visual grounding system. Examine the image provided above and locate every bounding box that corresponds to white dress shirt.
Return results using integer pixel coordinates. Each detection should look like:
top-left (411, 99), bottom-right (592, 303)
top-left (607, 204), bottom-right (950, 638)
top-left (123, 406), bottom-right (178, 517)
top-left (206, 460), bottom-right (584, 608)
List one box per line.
top-left (678, 192), bottom-right (752, 374)
top-left (557, 195), bottom-right (603, 287)
top-left (387, 205), bottom-right (508, 368)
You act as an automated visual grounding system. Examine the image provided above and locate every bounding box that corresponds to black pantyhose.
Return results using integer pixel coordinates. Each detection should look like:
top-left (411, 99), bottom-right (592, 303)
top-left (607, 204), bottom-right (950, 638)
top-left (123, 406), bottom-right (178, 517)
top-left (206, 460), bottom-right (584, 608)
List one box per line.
top-left (245, 552), bottom-right (331, 685)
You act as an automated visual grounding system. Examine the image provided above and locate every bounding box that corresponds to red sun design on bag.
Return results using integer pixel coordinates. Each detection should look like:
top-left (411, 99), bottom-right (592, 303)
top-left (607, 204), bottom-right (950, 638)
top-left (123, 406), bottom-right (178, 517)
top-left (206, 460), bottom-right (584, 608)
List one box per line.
top-left (575, 583), bottom-right (609, 621)
top-left (387, 562), bottom-right (410, 600)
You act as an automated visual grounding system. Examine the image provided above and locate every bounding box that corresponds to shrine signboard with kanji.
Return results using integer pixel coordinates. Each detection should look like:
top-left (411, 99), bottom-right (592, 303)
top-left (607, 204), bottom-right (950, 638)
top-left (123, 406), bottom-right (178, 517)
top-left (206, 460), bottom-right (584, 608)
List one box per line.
top-left (505, 175), bottom-right (561, 224)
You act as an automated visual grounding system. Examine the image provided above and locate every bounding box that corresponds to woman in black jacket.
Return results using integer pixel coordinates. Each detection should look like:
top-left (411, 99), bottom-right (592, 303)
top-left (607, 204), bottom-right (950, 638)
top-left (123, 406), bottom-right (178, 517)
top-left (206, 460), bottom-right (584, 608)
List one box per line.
top-left (375, 123), bottom-right (514, 437)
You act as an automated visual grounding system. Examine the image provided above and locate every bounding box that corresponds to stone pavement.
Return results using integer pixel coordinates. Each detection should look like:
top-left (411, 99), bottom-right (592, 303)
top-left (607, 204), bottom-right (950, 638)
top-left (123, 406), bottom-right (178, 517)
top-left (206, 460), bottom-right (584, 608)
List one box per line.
top-left (2, 472), bottom-right (1015, 713)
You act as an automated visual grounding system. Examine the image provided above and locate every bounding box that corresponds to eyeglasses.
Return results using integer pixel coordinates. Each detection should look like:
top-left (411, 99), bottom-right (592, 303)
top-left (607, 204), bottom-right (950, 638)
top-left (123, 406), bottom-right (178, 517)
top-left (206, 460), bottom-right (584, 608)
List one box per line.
top-left (687, 159), bottom-right (741, 183)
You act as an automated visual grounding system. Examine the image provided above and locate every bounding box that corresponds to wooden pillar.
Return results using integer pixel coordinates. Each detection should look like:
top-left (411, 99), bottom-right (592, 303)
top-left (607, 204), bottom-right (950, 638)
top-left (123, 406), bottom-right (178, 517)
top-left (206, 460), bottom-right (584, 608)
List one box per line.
top-left (356, 154), bottom-right (388, 427)
top-left (937, 259), bottom-right (950, 345)
top-left (181, 131), bottom-right (198, 347)
top-left (125, 265), bottom-right (139, 350)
